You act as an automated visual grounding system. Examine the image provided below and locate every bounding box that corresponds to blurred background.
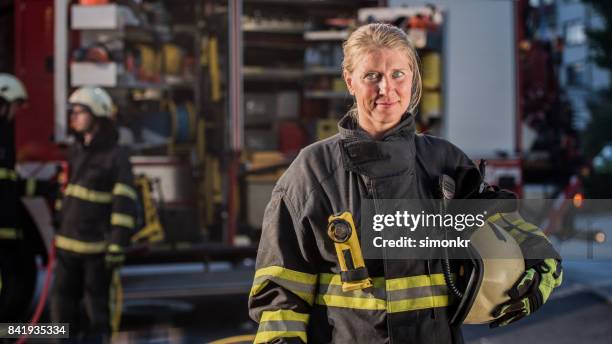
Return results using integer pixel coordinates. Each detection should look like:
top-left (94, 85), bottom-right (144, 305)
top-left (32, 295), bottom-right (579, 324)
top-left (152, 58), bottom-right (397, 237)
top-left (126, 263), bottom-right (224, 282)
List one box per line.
top-left (1, 0), bottom-right (612, 343)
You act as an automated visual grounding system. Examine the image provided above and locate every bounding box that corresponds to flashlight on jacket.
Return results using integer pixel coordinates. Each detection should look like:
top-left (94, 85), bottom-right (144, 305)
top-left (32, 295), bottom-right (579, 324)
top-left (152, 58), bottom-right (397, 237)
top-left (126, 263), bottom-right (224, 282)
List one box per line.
top-left (328, 212), bottom-right (373, 292)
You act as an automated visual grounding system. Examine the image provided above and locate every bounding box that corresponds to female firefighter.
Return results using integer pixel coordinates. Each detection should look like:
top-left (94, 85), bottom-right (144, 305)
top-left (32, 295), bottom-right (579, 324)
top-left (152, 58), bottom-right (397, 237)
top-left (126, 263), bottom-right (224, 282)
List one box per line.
top-left (248, 23), bottom-right (562, 343)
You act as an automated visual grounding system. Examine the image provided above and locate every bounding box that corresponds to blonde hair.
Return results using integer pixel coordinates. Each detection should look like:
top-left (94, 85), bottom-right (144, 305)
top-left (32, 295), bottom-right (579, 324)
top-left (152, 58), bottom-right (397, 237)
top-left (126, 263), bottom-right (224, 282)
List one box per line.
top-left (342, 23), bottom-right (422, 117)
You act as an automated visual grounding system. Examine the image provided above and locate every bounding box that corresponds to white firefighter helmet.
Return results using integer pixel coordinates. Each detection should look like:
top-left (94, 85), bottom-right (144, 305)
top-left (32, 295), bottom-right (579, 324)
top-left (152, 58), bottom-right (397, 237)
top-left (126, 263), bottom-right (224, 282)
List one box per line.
top-left (68, 86), bottom-right (113, 118)
top-left (0, 73), bottom-right (28, 102)
top-left (451, 217), bottom-right (525, 325)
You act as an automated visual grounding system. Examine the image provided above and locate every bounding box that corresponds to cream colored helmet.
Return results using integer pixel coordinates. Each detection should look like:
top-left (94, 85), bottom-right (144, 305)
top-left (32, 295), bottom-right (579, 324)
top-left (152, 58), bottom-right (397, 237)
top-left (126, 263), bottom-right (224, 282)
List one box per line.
top-left (451, 218), bottom-right (525, 325)
top-left (68, 86), bottom-right (113, 118)
top-left (0, 73), bottom-right (28, 102)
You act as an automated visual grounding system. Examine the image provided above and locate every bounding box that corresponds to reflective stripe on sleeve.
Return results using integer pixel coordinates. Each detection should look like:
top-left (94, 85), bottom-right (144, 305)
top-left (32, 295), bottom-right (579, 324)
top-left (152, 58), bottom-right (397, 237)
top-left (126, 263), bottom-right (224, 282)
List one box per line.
top-left (111, 213), bottom-right (135, 229)
top-left (250, 266), bottom-right (317, 305)
top-left (317, 273), bottom-right (386, 310)
top-left (254, 309), bottom-right (308, 344)
top-left (26, 179), bottom-right (36, 196)
top-left (0, 168), bottom-right (17, 181)
top-left (112, 183), bottom-right (138, 200)
top-left (316, 272), bottom-right (451, 313)
top-left (0, 228), bottom-right (21, 240)
top-left (55, 235), bottom-right (107, 254)
top-left (64, 184), bottom-right (112, 203)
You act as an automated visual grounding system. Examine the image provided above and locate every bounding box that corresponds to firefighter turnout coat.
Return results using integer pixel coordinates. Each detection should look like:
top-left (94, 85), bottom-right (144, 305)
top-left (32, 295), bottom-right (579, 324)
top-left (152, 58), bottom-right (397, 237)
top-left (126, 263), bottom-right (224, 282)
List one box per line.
top-left (0, 117), bottom-right (54, 242)
top-left (56, 119), bottom-right (136, 253)
top-left (249, 113), bottom-right (476, 343)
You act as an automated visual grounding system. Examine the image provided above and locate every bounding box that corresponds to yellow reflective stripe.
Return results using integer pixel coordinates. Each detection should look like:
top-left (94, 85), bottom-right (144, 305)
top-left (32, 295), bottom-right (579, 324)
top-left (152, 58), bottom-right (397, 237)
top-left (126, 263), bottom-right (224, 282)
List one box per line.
top-left (0, 228), bottom-right (20, 240)
top-left (25, 178), bottom-right (36, 196)
top-left (110, 270), bottom-right (123, 333)
top-left (55, 235), bottom-right (107, 254)
top-left (511, 219), bottom-right (546, 237)
top-left (260, 309), bottom-right (309, 323)
top-left (254, 266), bottom-right (317, 285)
top-left (251, 266), bottom-right (317, 305)
top-left (255, 309), bottom-right (309, 344)
top-left (487, 213), bottom-right (503, 223)
top-left (54, 198), bottom-right (62, 211)
top-left (494, 213), bottom-right (548, 240)
top-left (209, 335), bottom-right (255, 344)
top-left (64, 184), bottom-right (112, 203)
top-left (317, 273), bottom-right (451, 312)
top-left (0, 168), bottom-right (17, 181)
top-left (319, 273), bottom-right (386, 289)
top-left (111, 213), bottom-right (135, 229)
top-left (386, 273), bottom-right (446, 291)
top-left (316, 293), bottom-right (386, 310)
top-left (387, 295), bottom-right (449, 313)
top-left (254, 331), bottom-right (306, 344)
top-left (112, 183), bottom-right (138, 200)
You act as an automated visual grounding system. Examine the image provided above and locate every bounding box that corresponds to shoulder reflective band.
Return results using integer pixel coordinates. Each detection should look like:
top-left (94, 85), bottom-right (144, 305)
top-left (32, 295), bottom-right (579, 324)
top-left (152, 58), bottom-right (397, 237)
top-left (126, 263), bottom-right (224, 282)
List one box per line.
top-left (316, 273), bottom-right (451, 313)
top-left (0, 228), bottom-right (21, 240)
top-left (26, 178), bottom-right (36, 196)
top-left (112, 183), bottom-right (138, 200)
top-left (55, 235), bottom-right (107, 254)
top-left (111, 213), bottom-right (135, 229)
top-left (327, 212), bottom-right (372, 292)
top-left (250, 266), bottom-right (317, 305)
top-left (0, 168), bottom-right (17, 181)
top-left (64, 184), bottom-right (112, 203)
top-left (254, 309), bottom-right (309, 344)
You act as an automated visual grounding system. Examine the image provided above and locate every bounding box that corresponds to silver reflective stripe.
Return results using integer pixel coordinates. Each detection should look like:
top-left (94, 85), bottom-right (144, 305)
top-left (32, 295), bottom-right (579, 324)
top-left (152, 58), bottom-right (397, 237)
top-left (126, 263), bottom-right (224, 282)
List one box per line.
top-left (253, 275), bottom-right (316, 295)
top-left (387, 284), bottom-right (448, 302)
top-left (258, 321), bottom-right (307, 333)
top-left (318, 282), bottom-right (386, 300)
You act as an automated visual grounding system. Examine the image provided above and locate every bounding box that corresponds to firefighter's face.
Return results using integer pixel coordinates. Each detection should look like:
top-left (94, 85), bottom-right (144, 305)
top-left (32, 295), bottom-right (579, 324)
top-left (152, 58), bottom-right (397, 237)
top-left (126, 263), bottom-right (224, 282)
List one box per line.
top-left (344, 48), bottom-right (413, 139)
top-left (69, 104), bottom-right (95, 133)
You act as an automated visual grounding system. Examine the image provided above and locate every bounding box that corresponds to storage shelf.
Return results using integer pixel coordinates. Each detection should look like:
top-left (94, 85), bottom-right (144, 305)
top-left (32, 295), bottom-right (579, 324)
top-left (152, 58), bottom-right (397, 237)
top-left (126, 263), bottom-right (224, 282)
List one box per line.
top-left (303, 67), bottom-right (342, 76)
top-left (70, 62), bottom-right (193, 89)
top-left (245, 41), bottom-right (306, 50)
top-left (243, 66), bottom-right (304, 81)
top-left (172, 24), bottom-right (198, 35)
top-left (71, 4), bottom-right (147, 30)
top-left (304, 30), bottom-right (349, 41)
top-left (304, 90), bottom-right (350, 99)
top-left (243, 25), bottom-right (304, 34)
top-left (245, 0), bottom-right (370, 7)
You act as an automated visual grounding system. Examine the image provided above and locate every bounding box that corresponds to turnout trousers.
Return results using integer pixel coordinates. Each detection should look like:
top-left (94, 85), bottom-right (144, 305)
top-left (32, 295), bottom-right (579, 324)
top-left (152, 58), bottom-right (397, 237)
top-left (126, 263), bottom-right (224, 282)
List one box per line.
top-left (51, 249), bottom-right (113, 343)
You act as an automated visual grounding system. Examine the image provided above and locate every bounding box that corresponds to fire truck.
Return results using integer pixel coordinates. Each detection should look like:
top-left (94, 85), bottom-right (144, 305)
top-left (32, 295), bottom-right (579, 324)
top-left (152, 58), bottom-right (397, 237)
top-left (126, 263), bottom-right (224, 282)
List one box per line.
top-left (1, 0), bottom-right (589, 324)
top-left (2, 0), bottom-right (256, 323)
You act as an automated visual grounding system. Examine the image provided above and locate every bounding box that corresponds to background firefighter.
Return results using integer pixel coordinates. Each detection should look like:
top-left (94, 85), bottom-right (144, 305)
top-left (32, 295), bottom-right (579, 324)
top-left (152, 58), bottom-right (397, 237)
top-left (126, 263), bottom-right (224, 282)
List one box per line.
top-left (0, 73), bottom-right (56, 322)
top-left (51, 86), bottom-right (136, 343)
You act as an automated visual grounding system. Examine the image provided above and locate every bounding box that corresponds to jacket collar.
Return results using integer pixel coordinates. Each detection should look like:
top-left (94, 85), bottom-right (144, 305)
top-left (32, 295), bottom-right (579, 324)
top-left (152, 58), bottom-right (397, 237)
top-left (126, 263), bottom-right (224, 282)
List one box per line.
top-left (337, 112), bottom-right (417, 178)
top-left (76, 118), bottom-right (118, 151)
top-left (338, 112), bottom-right (416, 142)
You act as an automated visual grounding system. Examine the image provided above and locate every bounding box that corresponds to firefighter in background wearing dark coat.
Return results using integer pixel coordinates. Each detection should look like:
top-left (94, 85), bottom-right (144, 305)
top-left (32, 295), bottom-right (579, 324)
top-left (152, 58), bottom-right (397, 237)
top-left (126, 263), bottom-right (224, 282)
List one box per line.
top-left (0, 73), bottom-right (58, 321)
top-left (51, 86), bottom-right (136, 343)
top-left (0, 73), bottom-right (33, 321)
top-left (0, 74), bottom-right (28, 244)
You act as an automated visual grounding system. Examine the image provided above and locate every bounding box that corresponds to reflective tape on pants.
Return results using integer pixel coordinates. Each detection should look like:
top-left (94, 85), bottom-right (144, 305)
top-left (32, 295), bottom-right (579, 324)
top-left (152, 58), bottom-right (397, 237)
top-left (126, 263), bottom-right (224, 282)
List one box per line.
top-left (55, 235), bottom-right (107, 254)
